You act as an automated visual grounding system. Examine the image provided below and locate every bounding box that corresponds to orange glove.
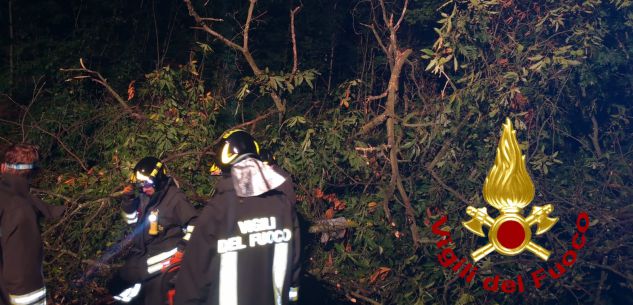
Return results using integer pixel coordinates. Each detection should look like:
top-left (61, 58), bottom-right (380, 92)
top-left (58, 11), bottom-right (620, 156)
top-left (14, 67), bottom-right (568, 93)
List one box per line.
top-left (121, 184), bottom-right (135, 197)
top-left (171, 250), bottom-right (184, 264)
top-left (162, 250), bottom-right (184, 273)
top-left (167, 289), bottom-right (176, 305)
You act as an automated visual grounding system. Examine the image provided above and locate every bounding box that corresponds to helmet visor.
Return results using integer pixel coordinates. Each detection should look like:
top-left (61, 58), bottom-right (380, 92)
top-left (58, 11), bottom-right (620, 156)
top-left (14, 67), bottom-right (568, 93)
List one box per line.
top-left (136, 180), bottom-right (155, 189)
top-left (135, 172), bottom-right (155, 189)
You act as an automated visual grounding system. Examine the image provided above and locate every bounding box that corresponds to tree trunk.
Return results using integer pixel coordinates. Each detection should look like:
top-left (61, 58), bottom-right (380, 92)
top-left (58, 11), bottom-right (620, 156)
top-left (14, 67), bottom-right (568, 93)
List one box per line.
top-left (384, 49), bottom-right (418, 247)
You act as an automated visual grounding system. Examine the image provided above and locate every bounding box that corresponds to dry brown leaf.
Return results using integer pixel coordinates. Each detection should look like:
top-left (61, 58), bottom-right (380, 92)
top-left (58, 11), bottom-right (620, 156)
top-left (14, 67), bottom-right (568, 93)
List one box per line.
top-left (323, 194), bottom-right (335, 202)
top-left (340, 87), bottom-right (351, 108)
top-left (326, 253), bottom-right (333, 267)
top-left (325, 207), bottom-right (335, 219)
top-left (369, 267), bottom-right (391, 284)
top-left (333, 199), bottom-right (346, 211)
top-left (314, 188), bottom-right (324, 199)
top-left (127, 80), bottom-right (136, 101)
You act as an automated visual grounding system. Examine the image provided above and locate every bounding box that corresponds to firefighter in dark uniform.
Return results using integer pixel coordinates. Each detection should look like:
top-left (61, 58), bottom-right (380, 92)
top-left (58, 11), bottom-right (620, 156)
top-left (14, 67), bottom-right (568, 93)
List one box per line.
top-left (114, 157), bottom-right (198, 304)
top-left (174, 130), bottom-right (301, 305)
top-left (0, 144), bottom-right (65, 305)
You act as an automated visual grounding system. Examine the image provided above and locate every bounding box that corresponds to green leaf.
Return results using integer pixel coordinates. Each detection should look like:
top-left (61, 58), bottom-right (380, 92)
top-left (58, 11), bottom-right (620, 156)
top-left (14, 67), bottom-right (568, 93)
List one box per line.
top-left (528, 54), bottom-right (544, 61)
top-left (421, 48), bottom-right (435, 56)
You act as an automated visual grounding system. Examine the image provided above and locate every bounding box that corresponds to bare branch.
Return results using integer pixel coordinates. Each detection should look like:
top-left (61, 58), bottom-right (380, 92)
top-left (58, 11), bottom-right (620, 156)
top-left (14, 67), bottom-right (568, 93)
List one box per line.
top-left (200, 17), bottom-right (223, 22)
top-left (590, 115), bottom-right (602, 158)
top-left (378, 0), bottom-right (389, 28)
top-left (593, 256), bottom-right (609, 305)
top-left (349, 291), bottom-right (383, 305)
top-left (308, 217), bottom-right (358, 233)
top-left (243, 0), bottom-right (257, 51)
top-left (31, 188), bottom-right (73, 203)
top-left (396, 175), bottom-right (420, 247)
top-left (61, 59), bottom-right (144, 120)
top-left (365, 90), bottom-right (388, 103)
top-left (231, 108), bottom-right (278, 130)
top-left (394, 0), bottom-right (409, 31)
top-left (424, 111), bottom-right (475, 205)
top-left (361, 23), bottom-right (388, 56)
top-left (43, 189), bottom-right (135, 237)
top-left (354, 145), bottom-right (390, 153)
top-left (185, 0), bottom-right (286, 112)
top-left (184, 0), bottom-right (244, 52)
top-left (426, 111), bottom-right (473, 170)
top-left (587, 260), bottom-right (633, 283)
top-left (358, 113), bottom-right (388, 135)
top-left (0, 118), bottom-right (89, 171)
top-left (358, 8), bottom-right (419, 246)
top-left (21, 78), bottom-right (46, 143)
top-left (290, 5), bottom-right (302, 75)
top-left (439, 70), bottom-right (455, 99)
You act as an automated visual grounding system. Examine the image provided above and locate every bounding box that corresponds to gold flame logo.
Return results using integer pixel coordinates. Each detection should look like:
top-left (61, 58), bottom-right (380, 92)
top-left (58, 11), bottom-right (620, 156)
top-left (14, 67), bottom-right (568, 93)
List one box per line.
top-left (483, 118), bottom-right (535, 212)
top-left (463, 118), bottom-right (558, 262)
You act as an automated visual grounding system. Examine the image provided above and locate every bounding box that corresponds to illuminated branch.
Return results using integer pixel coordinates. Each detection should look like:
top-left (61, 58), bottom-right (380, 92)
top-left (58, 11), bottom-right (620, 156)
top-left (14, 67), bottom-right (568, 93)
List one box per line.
top-left (61, 59), bottom-right (144, 120)
top-left (290, 5), bottom-right (302, 75)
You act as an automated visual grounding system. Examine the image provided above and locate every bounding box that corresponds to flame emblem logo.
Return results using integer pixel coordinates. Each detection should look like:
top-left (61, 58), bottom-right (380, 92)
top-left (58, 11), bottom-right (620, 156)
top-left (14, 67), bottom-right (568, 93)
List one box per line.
top-left (463, 118), bottom-right (558, 262)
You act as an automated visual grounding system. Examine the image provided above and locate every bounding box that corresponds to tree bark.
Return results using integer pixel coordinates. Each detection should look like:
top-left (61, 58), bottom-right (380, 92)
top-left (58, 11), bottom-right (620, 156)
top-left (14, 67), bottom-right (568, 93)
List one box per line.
top-left (308, 217), bottom-right (358, 233)
top-left (358, 0), bottom-right (418, 246)
top-left (384, 48), bottom-right (416, 246)
top-left (290, 6), bottom-right (301, 75)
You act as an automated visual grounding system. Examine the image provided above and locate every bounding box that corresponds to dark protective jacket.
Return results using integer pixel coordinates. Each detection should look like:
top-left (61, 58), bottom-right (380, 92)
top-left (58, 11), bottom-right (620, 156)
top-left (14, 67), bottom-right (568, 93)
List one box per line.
top-left (0, 174), bottom-right (65, 305)
top-left (120, 179), bottom-right (198, 284)
top-left (174, 167), bottom-right (301, 305)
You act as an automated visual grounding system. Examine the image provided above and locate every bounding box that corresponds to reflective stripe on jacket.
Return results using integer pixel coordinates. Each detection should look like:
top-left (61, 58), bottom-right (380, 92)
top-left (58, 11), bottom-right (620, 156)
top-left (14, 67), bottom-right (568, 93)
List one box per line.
top-left (0, 174), bottom-right (64, 305)
top-left (119, 180), bottom-right (198, 282)
top-left (174, 167), bottom-right (301, 305)
top-left (9, 287), bottom-right (46, 305)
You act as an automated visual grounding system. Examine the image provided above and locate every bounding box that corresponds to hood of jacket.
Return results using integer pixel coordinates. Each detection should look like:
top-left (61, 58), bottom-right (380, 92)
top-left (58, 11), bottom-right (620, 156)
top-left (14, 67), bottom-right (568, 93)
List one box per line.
top-left (213, 158), bottom-right (288, 197)
top-left (230, 158), bottom-right (287, 197)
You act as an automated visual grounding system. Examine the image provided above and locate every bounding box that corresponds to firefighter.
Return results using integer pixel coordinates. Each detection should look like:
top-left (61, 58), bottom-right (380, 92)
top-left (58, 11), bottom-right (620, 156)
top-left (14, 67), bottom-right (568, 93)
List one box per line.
top-left (0, 144), bottom-right (65, 305)
top-left (114, 157), bottom-right (198, 304)
top-left (174, 129), bottom-right (301, 305)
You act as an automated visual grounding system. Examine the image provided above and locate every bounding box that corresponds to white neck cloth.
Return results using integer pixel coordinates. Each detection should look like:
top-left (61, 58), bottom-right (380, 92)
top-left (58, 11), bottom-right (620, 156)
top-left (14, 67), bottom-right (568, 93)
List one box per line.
top-left (230, 158), bottom-right (286, 197)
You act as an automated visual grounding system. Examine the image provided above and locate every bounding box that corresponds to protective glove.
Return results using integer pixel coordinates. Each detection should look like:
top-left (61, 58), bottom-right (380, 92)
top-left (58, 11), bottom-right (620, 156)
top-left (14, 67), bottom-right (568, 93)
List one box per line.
top-left (121, 184), bottom-right (136, 198)
top-left (167, 289), bottom-right (176, 305)
top-left (161, 250), bottom-right (184, 273)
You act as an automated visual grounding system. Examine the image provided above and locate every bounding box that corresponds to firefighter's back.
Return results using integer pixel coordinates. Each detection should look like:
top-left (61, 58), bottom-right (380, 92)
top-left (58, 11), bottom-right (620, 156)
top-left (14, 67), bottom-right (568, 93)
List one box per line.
top-left (216, 187), bottom-right (294, 305)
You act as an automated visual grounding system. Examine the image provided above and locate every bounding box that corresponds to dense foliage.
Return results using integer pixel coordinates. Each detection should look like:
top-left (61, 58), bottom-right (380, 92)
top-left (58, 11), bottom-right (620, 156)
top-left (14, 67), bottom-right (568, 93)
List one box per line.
top-left (1, 0), bottom-right (632, 304)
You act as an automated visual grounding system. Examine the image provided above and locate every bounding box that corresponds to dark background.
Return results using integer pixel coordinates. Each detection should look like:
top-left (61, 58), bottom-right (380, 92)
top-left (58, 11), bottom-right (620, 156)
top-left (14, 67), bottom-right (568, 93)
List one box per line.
top-left (1, 0), bottom-right (632, 304)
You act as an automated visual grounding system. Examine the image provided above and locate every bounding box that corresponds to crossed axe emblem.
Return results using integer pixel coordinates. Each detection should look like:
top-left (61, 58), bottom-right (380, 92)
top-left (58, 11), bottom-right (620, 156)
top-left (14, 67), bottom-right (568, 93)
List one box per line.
top-left (463, 204), bottom-right (558, 262)
top-left (463, 118), bottom-right (559, 262)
